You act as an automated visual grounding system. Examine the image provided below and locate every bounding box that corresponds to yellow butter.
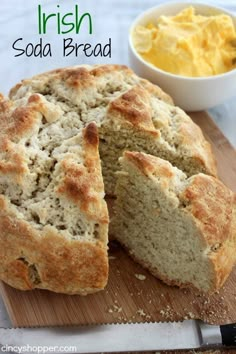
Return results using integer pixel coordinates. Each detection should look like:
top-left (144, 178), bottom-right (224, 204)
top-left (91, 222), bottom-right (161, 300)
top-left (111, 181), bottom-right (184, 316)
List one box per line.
top-left (132, 7), bottom-right (236, 77)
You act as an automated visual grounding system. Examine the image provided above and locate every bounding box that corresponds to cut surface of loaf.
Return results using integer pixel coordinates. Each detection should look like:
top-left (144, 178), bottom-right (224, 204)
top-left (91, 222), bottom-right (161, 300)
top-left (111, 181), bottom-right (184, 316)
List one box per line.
top-left (9, 65), bottom-right (217, 195)
top-left (0, 93), bottom-right (108, 294)
top-left (111, 152), bottom-right (236, 293)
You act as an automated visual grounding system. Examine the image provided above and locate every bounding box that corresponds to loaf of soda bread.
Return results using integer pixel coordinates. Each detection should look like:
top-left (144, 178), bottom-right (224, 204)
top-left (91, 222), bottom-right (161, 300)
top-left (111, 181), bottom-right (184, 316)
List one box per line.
top-left (0, 65), bottom-right (229, 294)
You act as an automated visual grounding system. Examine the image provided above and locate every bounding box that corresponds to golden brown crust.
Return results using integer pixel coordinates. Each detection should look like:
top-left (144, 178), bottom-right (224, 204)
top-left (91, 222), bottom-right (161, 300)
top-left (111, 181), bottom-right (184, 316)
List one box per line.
top-left (177, 116), bottom-right (217, 177)
top-left (124, 151), bottom-right (175, 178)
top-left (0, 196), bottom-right (108, 294)
top-left (180, 174), bottom-right (234, 247)
top-left (57, 123), bottom-right (109, 224)
top-left (108, 85), bottom-right (159, 135)
top-left (0, 94), bottom-right (109, 294)
top-left (0, 141), bottom-right (26, 177)
top-left (0, 96), bottom-right (41, 141)
top-left (84, 121), bottom-right (99, 147)
top-left (180, 174), bottom-right (236, 291)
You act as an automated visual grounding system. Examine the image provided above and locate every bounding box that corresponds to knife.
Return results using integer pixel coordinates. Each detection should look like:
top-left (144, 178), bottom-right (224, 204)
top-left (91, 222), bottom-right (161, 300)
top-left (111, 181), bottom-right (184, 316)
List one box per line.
top-left (0, 320), bottom-right (235, 353)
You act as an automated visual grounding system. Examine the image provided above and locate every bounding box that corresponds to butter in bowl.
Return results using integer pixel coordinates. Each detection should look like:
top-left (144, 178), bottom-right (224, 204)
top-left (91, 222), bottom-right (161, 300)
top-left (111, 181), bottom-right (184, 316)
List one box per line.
top-left (129, 2), bottom-right (236, 111)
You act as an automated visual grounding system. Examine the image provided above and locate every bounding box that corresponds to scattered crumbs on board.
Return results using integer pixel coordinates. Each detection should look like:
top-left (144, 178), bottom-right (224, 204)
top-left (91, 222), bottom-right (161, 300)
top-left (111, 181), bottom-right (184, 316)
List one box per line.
top-left (117, 315), bottom-right (129, 321)
top-left (184, 312), bottom-right (195, 319)
top-left (135, 273), bottom-right (146, 280)
top-left (107, 303), bottom-right (122, 314)
top-left (136, 309), bottom-right (151, 320)
top-left (137, 309), bottom-right (146, 317)
top-left (160, 305), bottom-right (175, 320)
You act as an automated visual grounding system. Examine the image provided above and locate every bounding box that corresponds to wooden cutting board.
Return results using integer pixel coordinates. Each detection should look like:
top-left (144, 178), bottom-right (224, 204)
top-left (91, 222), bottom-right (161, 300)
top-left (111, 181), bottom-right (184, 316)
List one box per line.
top-left (1, 111), bottom-right (236, 328)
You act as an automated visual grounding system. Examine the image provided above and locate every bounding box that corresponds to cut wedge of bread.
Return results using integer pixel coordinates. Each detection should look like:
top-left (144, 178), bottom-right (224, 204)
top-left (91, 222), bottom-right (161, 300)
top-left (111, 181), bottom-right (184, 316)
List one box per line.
top-left (111, 152), bottom-right (236, 293)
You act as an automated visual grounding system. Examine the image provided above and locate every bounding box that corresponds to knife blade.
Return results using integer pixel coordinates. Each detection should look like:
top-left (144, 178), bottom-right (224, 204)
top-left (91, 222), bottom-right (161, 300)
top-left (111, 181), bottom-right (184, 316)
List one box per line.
top-left (0, 320), bottom-right (235, 353)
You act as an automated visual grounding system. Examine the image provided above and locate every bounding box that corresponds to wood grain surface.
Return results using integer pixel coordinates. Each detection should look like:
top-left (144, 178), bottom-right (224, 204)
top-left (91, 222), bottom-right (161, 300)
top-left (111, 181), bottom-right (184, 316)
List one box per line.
top-left (1, 111), bottom-right (236, 328)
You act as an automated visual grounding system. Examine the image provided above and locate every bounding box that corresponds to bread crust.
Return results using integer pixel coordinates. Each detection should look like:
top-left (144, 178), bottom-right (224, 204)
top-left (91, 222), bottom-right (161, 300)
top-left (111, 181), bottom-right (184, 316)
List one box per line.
top-left (0, 195), bottom-right (108, 294)
top-left (57, 123), bottom-right (108, 224)
top-left (180, 174), bottom-right (236, 291)
top-left (0, 93), bottom-right (109, 294)
top-left (107, 85), bottom-right (158, 134)
top-left (9, 65), bottom-right (217, 177)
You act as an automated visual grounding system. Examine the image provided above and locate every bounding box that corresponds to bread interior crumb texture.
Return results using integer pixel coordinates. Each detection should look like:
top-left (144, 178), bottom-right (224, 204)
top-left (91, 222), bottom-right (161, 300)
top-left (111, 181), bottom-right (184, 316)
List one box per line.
top-left (111, 153), bottom-right (234, 293)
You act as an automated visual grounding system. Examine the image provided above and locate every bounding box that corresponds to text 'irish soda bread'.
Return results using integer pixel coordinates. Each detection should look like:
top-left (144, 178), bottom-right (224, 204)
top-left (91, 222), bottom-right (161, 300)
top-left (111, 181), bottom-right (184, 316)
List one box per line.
top-left (0, 93), bottom-right (108, 294)
top-left (111, 152), bottom-right (236, 293)
top-left (9, 65), bottom-right (217, 195)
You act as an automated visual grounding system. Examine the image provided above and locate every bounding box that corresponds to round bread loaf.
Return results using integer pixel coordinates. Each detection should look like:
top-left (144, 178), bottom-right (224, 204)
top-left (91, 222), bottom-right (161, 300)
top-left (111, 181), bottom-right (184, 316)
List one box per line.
top-left (0, 65), bottom-right (223, 294)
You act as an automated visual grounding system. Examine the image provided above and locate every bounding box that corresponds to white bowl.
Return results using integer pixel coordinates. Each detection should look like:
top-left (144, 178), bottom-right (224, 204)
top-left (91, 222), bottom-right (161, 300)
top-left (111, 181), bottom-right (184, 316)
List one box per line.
top-left (129, 2), bottom-right (236, 111)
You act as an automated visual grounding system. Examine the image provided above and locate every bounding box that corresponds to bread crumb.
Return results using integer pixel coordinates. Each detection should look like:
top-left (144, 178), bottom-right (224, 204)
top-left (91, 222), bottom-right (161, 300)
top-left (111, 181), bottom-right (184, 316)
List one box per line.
top-left (159, 305), bottom-right (176, 320)
top-left (137, 309), bottom-right (146, 317)
top-left (187, 312), bottom-right (195, 319)
top-left (107, 302), bottom-right (122, 314)
top-left (135, 273), bottom-right (146, 280)
top-left (113, 305), bottom-right (122, 313)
